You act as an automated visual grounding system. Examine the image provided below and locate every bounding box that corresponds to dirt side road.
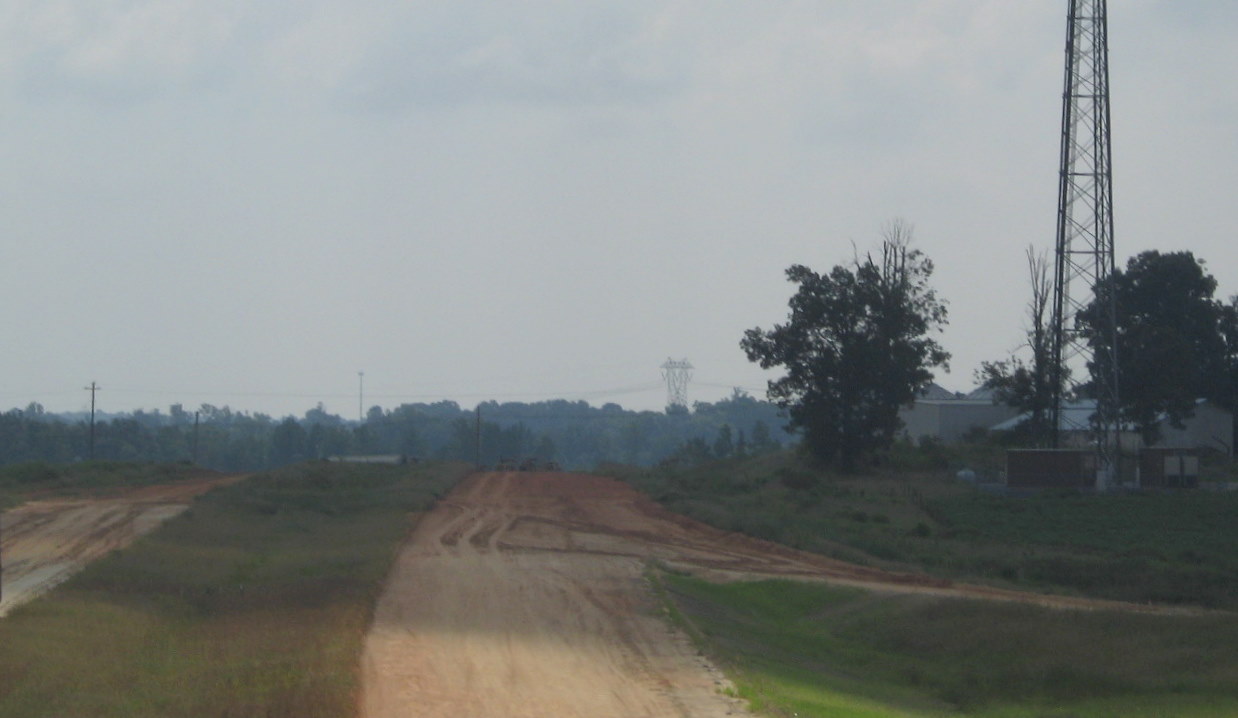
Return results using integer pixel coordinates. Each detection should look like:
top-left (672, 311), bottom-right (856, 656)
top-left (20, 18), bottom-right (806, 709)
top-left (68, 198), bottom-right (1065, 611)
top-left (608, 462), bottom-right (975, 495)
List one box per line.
top-left (360, 472), bottom-right (749, 718)
top-left (0, 475), bottom-right (240, 616)
top-left (362, 470), bottom-right (1195, 718)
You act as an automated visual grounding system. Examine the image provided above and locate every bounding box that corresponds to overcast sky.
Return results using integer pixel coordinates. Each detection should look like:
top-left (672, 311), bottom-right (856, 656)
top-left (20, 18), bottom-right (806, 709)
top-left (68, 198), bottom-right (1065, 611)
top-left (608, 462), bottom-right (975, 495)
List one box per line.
top-left (3, 1), bottom-right (1237, 419)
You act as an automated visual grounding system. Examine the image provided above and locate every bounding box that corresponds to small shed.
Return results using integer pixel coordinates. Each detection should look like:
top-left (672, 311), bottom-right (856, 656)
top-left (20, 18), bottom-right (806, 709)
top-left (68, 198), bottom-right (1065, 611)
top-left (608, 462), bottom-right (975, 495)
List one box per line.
top-left (1138, 448), bottom-right (1200, 489)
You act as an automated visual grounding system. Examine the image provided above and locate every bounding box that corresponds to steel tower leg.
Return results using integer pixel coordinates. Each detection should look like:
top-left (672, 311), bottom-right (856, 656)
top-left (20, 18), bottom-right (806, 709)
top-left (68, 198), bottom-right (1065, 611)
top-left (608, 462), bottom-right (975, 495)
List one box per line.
top-left (1049, 0), bottom-right (1121, 490)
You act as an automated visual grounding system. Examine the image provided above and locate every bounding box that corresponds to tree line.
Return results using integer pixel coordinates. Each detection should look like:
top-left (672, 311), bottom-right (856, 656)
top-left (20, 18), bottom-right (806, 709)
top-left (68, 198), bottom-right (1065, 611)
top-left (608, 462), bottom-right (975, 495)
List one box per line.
top-left (0, 393), bottom-right (790, 473)
top-left (15, 227), bottom-right (1232, 477)
top-left (744, 222), bottom-right (1238, 471)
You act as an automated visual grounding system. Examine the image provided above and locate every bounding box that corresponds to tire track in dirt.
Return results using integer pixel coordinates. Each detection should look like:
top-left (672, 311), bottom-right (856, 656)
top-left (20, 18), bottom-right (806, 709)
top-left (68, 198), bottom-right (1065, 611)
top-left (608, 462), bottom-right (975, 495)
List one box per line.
top-left (0, 475), bottom-right (242, 616)
top-left (361, 470), bottom-right (1204, 718)
top-left (360, 472), bottom-right (746, 718)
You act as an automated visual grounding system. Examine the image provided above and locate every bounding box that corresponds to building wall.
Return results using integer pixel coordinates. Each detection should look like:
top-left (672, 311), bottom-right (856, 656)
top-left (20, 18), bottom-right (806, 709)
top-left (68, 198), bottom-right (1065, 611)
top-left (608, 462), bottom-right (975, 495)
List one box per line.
top-left (899, 401), bottom-right (1020, 444)
top-left (899, 402), bottom-right (942, 443)
top-left (1157, 402), bottom-right (1233, 456)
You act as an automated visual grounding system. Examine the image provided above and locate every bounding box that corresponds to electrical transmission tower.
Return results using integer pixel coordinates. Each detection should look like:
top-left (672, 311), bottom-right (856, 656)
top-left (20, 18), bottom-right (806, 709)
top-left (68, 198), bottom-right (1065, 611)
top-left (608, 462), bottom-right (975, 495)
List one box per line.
top-left (660, 358), bottom-right (693, 410)
top-left (1049, 0), bottom-right (1120, 489)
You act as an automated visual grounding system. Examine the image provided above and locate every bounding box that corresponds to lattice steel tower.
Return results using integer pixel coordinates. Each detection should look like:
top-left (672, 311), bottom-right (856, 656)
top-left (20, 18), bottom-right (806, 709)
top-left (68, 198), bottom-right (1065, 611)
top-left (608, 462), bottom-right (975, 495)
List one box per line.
top-left (1049, 0), bottom-right (1121, 488)
top-left (661, 358), bottom-right (693, 410)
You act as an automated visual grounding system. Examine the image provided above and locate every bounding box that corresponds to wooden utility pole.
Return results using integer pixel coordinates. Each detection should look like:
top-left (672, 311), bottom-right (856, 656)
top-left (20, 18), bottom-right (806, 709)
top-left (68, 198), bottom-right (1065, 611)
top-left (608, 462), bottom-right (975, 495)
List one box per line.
top-left (475, 406), bottom-right (482, 468)
top-left (85, 381), bottom-right (100, 460)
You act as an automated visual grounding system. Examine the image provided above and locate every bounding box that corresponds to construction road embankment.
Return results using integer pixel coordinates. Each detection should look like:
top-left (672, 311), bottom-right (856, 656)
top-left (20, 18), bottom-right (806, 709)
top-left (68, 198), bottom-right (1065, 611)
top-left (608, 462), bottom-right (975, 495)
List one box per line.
top-left (0, 476), bottom-right (240, 617)
top-left (361, 470), bottom-right (1195, 718)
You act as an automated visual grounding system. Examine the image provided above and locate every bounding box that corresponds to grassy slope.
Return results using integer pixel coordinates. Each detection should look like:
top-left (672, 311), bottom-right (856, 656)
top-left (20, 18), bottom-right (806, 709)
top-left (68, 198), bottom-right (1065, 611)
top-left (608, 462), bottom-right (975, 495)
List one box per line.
top-left (608, 449), bottom-right (1238, 609)
top-left (608, 449), bottom-right (1238, 717)
top-left (0, 461), bottom-right (211, 508)
top-left (0, 461), bottom-right (472, 718)
top-left (660, 575), bottom-right (1238, 718)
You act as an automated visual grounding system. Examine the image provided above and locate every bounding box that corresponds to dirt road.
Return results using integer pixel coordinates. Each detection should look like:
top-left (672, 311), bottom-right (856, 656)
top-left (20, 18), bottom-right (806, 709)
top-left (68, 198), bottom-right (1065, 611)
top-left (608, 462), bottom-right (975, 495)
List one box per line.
top-left (361, 472), bottom-right (753, 718)
top-left (359, 471), bottom-right (955, 718)
top-left (0, 475), bottom-right (239, 616)
top-left (362, 470), bottom-right (1193, 718)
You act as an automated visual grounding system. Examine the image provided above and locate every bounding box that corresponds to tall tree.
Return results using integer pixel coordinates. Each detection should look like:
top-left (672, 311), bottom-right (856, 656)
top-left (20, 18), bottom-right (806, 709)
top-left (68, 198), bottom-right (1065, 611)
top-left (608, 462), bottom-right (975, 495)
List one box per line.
top-left (1217, 298), bottom-right (1238, 452)
top-left (1080, 250), bottom-right (1226, 445)
top-left (978, 246), bottom-right (1058, 445)
top-left (270, 417), bottom-right (307, 466)
top-left (741, 222), bottom-right (949, 470)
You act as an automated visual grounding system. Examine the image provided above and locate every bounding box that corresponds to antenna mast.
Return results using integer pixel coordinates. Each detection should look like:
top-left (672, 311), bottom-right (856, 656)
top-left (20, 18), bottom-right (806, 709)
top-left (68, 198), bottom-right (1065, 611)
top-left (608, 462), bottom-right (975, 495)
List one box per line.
top-left (1049, 0), bottom-right (1120, 489)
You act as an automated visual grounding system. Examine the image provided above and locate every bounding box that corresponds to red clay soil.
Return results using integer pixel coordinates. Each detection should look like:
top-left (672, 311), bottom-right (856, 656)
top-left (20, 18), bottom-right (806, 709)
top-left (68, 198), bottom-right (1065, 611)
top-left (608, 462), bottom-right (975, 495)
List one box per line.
top-left (0, 475), bottom-right (241, 616)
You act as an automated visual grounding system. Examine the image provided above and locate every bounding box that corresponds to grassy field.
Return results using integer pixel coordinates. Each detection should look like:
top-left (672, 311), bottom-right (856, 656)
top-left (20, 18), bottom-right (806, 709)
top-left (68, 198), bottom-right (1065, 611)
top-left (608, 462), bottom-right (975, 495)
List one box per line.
top-left (611, 448), bottom-right (1238, 716)
top-left (0, 460), bottom-right (472, 718)
top-left (656, 574), bottom-right (1238, 718)
top-left (607, 448), bottom-right (1238, 609)
top-left (0, 460), bottom-right (210, 508)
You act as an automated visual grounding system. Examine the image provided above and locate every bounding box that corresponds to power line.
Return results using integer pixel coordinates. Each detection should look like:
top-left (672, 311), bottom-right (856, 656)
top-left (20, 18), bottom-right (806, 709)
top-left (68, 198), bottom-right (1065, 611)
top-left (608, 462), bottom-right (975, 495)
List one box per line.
top-left (8, 376), bottom-right (768, 415)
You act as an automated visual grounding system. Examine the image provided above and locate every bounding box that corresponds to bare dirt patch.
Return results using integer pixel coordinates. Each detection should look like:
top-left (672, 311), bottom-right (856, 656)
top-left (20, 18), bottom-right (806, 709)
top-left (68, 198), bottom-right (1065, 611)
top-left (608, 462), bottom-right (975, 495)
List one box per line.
top-left (0, 475), bottom-right (241, 616)
top-left (360, 472), bottom-right (748, 718)
top-left (362, 471), bottom-right (1198, 718)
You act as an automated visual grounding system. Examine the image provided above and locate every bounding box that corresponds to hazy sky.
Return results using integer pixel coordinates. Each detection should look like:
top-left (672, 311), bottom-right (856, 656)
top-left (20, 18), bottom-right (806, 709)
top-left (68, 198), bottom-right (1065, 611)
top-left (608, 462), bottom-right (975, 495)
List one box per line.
top-left (4, 1), bottom-right (1237, 419)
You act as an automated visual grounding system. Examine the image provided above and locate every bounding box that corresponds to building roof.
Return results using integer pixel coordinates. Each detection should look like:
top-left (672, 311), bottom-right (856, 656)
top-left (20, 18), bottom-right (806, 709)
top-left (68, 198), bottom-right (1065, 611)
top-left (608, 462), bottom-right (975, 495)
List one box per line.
top-left (913, 383), bottom-right (1000, 404)
top-left (990, 402), bottom-right (1097, 432)
top-left (989, 399), bottom-right (1223, 433)
top-left (917, 382), bottom-right (958, 401)
top-left (965, 386), bottom-right (998, 401)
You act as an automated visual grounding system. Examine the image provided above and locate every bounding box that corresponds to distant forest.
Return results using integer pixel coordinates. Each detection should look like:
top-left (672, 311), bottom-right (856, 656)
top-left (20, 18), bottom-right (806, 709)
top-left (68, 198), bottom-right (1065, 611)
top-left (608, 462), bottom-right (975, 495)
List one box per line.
top-left (0, 391), bottom-right (792, 472)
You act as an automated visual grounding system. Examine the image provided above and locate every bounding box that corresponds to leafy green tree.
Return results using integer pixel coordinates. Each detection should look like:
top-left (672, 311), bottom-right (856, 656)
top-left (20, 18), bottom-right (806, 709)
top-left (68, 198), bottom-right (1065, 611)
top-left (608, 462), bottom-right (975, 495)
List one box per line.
top-left (741, 223), bottom-right (949, 470)
top-left (270, 418), bottom-right (307, 466)
top-left (749, 421), bottom-right (775, 454)
top-left (676, 437), bottom-right (714, 465)
top-left (533, 436), bottom-right (557, 462)
top-left (712, 425), bottom-right (734, 459)
top-left (1218, 298), bottom-right (1238, 451)
top-left (1080, 250), bottom-right (1226, 445)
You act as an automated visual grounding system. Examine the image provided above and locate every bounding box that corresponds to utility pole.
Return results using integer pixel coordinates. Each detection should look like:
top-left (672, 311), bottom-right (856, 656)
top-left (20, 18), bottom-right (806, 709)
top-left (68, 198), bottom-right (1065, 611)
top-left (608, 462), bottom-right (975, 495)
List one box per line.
top-left (85, 381), bottom-right (100, 460)
top-left (358, 371), bottom-right (365, 423)
top-left (475, 405), bottom-right (482, 468)
top-left (1049, 0), bottom-right (1120, 489)
top-left (192, 410), bottom-right (200, 465)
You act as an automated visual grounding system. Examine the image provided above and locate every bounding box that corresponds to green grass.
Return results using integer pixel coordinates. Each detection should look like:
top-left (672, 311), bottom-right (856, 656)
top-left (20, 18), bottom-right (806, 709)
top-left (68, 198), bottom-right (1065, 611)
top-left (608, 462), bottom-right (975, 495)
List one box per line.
top-left (660, 574), bottom-right (1238, 718)
top-left (0, 460), bottom-right (209, 508)
top-left (0, 460), bottom-right (473, 718)
top-left (606, 449), bottom-right (1238, 609)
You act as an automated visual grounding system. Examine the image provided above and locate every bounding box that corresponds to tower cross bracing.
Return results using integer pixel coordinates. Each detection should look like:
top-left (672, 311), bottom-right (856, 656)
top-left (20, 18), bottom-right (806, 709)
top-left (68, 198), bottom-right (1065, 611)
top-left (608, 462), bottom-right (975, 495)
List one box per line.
top-left (661, 358), bottom-right (693, 410)
top-left (1049, 0), bottom-right (1121, 488)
